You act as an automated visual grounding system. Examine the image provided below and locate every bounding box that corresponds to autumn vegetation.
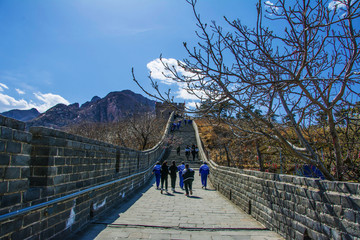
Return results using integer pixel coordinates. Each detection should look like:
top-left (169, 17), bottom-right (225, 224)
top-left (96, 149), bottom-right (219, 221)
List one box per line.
top-left (64, 113), bottom-right (167, 151)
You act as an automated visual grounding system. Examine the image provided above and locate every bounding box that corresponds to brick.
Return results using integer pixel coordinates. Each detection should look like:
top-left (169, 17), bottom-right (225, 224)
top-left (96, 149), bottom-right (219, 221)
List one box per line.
top-left (1, 193), bottom-right (21, 207)
top-left (21, 167), bottom-right (30, 178)
top-left (6, 141), bottom-right (21, 153)
top-left (33, 166), bottom-right (49, 176)
top-left (31, 157), bottom-right (50, 166)
top-left (1, 126), bottom-right (13, 139)
top-left (33, 146), bottom-right (50, 156)
top-left (0, 140), bottom-right (5, 152)
top-left (4, 167), bottom-right (21, 179)
top-left (21, 143), bottom-right (32, 154)
top-left (11, 226), bottom-right (32, 240)
top-left (1, 218), bottom-right (22, 235)
top-left (0, 153), bottom-right (10, 165)
top-left (3, 117), bottom-right (25, 130)
top-left (0, 181), bottom-right (8, 194)
top-left (13, 130), bottom-right (31, 143)
top-left (8, 179), bottom-right (28, 192)
top-left (12, 155), bottom-right (30, 166)
top-left (23, 212), bottom-right (41, 226)
top-left (24, 188), bottom-right (41, 202)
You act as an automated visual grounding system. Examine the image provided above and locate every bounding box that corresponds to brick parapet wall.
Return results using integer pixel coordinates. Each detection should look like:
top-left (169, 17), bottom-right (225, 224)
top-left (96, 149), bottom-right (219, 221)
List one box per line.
top-left (0, 115), bottom-right (32, 214)
top-left (0, 112), bottom-right (173, 240)
top-left (193, 120), bottom-right (360, 240)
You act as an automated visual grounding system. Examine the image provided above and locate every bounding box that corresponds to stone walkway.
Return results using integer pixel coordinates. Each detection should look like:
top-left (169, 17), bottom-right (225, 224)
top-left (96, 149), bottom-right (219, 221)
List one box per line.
top-left (70, 121), bottom-right (284, 239)
top-left (71, 175), bottom-right (284, 240)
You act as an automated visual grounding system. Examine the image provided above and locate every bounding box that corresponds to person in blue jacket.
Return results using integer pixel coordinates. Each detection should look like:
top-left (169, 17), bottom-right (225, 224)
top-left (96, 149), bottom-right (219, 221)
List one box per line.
top-left (177, 161), bottom-right (185, 190)
top-left (199, 162), bottom-right (210, 189)
top-left (152, 161), bottom-right (161, 189)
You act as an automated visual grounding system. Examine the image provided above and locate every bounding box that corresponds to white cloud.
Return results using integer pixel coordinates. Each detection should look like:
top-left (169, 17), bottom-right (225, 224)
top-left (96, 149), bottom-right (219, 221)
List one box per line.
top-left (328, 0), bottom-right (347, 11)
top-left (147, 58), bottom-right (197, 85)
top-left (186, 101), bottom-right (200, 109)
top-left (0, 91), bottom-right (69, 113)
top-left (176, 87), bottom-right (203, 101)
top-left (0, 83), bottom-right (9, 92)
top-left (16, 88), bottom-right (25, 95)
top-left (147, 58), bottom-right (206, 101)
top-left (0, 93), bottom-right (29, 110)
top-left (265, 0), bottom-right (279, 13)
top-left (33, 92), bottom-right (70, 112)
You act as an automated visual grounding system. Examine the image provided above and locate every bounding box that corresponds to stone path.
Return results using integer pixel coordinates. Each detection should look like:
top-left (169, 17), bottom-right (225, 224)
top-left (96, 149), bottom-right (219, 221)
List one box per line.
top-left (69, 120), bottom-right (284, 240)
top-left (71, 177), bottom-right (283, 240)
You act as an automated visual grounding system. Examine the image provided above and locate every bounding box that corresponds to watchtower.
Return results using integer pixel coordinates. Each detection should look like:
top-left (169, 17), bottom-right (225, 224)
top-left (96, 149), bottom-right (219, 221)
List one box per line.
top-left (155, 102), bottom-right (185, 118)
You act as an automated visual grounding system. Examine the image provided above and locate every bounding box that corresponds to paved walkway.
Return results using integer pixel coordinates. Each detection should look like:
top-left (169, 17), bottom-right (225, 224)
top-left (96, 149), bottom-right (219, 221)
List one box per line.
top-left (71, 175), bottom-right (283, 240)
top-left (70, 121), bottom-right (284, 239)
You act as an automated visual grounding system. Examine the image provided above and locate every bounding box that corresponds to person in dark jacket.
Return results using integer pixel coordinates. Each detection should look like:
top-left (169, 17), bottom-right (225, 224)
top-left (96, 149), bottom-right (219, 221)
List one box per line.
top-left (169, 160), bottom-right (178, 192)
top-left (182, 164), bottom-right (194, 196)
top-left (152, 161), bottom-right (161, 189)
top-left (160, 161), bottom-right (169, 194)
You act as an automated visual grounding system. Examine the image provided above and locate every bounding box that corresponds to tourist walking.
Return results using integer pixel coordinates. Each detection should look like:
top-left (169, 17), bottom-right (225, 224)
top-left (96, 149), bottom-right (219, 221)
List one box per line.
top-left (185, 145), bottom-right (191, 160)
top-left (191, 144), bottom-right (196, 161)
top-left (199, 161), bottom-right (210, 189)
top-left (182, 164), bottom-right (195, 196)
top-left (160, 161), bottom-right (169, 194)
top-left (152, 161), bottom-right (161, 189)
top-left (169, 160), bottom-right (178, 192)
top-left (176, 145), bottom-right (181, 156)
top-left (177, 162), bottom-right (185, 190)
top-left (195, 145), bottom-right (199, 159)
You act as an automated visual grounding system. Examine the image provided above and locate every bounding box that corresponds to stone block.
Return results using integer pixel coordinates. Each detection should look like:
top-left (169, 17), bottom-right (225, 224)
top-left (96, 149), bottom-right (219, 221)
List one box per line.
top-left (0, 139), bottom-right (5, 152)
top-left (21, 143), bottom-right (32, 155)
top-left (0, 153), bottom-right (10, 165)
top-left (1, 126), bottom-right (13, 139)
top-left (8, 179), bottom-right (28, 192)
top-left (0, 181), bottom-right (8, 193)
top-left (13, 130), bottom-right (32, 143)
top-left (1, 218), bottom-right (22, 236)
top-left (11, 226), bottom-right (32, 240)
top-left (12, 155), bottom-right (30, 166)
top-left (6, 141), bottom-right (21, 154)
top-left (24, 188), bottom-right (41, 202)
top-left (33, 146), bottom-right (50, 156)
top-left (1, 192), bottom-right (22, 207)
top-left (4, 167), bottom-right (21, 179)
top-left (23, 211), bottom-right (41, 226)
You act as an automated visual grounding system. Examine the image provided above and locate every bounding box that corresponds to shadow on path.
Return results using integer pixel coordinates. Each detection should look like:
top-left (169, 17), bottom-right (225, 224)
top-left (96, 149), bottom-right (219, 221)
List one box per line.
top-left (67, 177), bottom-right (156, 240)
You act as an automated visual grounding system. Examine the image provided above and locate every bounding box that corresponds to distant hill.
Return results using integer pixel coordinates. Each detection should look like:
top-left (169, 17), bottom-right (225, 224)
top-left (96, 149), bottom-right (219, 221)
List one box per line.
top-left (2, 90), bottom-right (155, 129)
top-left (0, 108), bottom-right (40, 122)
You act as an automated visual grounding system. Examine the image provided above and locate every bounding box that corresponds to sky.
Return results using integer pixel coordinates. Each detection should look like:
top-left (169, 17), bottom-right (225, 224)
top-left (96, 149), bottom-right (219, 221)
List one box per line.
top-left (0, 0), bottom-right (349, 113)
top-left (0, 0), bottom-right (261, 113)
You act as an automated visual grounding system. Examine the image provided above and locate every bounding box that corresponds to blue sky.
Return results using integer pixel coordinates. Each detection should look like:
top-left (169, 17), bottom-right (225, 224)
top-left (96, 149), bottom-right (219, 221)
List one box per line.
top-left (0, 0), bottom-right (260, 113)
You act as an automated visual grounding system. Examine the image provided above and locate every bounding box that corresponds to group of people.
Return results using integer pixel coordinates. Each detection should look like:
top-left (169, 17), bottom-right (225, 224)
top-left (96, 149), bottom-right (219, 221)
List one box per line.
top-left (184, 144), bottom-right (199, 161)
top-left (152, 161), bottom-right (210, 196)
top-left (170, 118), bottom-right (193, 132)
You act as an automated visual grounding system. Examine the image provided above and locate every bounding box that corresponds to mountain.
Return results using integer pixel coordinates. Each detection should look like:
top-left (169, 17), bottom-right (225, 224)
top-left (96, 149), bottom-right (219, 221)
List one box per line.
top-left (0, 108), bottom-right (40, 122)
top-left (26, 90), bottom-right (156, 129)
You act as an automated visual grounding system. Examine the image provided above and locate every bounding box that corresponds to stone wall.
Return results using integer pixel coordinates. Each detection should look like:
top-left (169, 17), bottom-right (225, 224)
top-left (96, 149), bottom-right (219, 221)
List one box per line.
top-left (193, 120), bottom-right (360, 240)
top-left (0, 113), bottom-right (172, 240)
top-left (0, 116), bottom-right (32, 214)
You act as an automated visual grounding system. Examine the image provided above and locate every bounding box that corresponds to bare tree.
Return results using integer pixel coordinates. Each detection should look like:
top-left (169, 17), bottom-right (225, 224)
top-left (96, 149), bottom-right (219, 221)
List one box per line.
top-left (134, 0), bottom-right (360, 180)
top-left (64, 114), bottom-right (167, 150)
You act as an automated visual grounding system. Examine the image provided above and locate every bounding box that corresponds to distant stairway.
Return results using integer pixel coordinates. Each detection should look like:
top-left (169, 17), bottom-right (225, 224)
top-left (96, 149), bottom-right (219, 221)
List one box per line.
top-left (165, 119), bottom-right (203, 168)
